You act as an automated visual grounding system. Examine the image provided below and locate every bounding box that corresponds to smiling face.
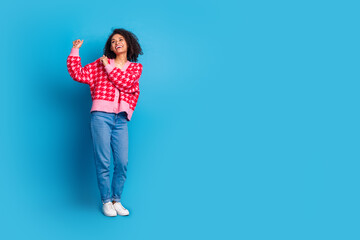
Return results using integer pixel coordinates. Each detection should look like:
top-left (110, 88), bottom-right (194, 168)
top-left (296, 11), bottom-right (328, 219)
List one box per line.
top-left (110, 34), bottom-right (128, 55)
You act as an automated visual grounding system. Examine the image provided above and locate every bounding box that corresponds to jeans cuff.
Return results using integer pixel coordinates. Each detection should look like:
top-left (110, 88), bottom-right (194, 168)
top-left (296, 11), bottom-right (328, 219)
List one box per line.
top-left (112, 197), bottom-right (121, 202)
top-left (102, 199), bottom-right (112, 204)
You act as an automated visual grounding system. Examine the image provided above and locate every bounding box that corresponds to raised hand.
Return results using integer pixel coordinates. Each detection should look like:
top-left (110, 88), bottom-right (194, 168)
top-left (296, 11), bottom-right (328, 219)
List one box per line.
top-left (73, 39), bottom-right (84, 49)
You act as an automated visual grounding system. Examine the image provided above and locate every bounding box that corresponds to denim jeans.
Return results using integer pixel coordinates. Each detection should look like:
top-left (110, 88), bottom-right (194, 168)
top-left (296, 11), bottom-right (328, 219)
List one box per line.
top-left (90, 111), bottom-right (128, 204)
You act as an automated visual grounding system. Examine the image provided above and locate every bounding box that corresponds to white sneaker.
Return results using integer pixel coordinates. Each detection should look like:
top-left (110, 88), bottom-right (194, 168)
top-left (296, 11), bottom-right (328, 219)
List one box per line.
top-left (113, 202), bottom-right (130, 216)
top-left (102, 202), bottom-right (117, 217)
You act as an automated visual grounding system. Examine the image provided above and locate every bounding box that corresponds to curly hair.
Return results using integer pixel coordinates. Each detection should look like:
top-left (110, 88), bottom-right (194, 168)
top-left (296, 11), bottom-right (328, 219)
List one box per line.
top-left (103, 28), bottom-right (143, 62)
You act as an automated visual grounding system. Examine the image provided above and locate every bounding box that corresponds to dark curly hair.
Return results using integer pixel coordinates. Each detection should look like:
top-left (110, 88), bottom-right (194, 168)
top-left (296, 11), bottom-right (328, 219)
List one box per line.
top-left (103, 28), bottom-right (143, 62)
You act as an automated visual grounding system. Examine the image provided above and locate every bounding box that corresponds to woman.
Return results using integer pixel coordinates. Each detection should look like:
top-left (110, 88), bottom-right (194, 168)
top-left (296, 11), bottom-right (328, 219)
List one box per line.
top-left (67, 28), bottom-right (143, 217)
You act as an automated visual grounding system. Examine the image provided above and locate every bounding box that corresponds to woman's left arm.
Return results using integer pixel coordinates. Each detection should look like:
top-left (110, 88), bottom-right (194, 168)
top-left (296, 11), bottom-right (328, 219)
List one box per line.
top-left (120, 81), bottom-right (140, 94)
top-left (105, 63), bottom-right (143, 92)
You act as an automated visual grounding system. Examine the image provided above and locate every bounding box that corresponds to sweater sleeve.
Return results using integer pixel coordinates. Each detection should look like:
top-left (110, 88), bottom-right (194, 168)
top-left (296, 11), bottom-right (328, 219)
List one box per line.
top-left (66, 48), bottom-right (93, 85)
top-left (104, 63), bottom-right (143, 92)
top-left (119, 82), bottom-right (140, 94)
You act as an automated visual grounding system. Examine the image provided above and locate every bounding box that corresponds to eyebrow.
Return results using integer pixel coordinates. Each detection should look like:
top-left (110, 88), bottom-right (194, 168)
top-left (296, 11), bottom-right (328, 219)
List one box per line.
top-left (111, 37), bottom-right (123, 41)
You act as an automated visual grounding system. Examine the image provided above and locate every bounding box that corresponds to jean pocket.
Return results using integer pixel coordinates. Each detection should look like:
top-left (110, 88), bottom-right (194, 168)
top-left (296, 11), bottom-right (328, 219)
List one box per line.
top-left (119, 111), bottom-right (128, 121)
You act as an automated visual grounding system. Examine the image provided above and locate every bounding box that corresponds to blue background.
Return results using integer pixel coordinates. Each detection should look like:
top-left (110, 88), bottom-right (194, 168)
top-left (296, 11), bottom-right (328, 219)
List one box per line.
top-left (1, 0), bottom-right (359, 239)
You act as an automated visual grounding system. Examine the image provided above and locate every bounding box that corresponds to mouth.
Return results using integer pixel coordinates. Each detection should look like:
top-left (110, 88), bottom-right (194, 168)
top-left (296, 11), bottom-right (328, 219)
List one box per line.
top-left (116, 45), bottom-right (123, 49)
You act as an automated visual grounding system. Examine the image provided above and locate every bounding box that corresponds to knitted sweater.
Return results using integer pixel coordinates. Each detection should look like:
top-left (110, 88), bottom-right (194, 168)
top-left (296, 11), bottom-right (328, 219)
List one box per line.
top-left (66, 47), bottom-right (143, 121)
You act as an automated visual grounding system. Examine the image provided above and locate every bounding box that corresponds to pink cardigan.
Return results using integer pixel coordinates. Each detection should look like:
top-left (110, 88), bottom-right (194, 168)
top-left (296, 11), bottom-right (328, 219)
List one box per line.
top-left (67, 48), bottom-right (143, 121)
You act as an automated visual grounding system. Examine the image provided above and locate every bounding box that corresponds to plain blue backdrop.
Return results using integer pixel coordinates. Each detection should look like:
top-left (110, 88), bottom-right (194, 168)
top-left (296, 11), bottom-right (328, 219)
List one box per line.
top-left (1, 0), bottom-right (359, 239)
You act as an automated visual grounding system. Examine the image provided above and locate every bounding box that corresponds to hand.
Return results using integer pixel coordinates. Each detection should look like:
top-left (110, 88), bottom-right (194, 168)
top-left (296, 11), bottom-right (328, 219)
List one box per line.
top-left (100, 55), bottom-right (109, 66)
top-left (73, 39), bottom-right (83, 49)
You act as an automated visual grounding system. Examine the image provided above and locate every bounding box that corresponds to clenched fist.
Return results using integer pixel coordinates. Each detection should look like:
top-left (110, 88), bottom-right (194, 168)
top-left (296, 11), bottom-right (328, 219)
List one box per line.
top-left (100, 55), bottom-right (109, 66)
top-left (73, 39), bottom-right (83, 49)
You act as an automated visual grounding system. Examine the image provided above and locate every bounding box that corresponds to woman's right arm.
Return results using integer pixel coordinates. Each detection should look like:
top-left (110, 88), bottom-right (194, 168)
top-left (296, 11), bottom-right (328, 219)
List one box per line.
top-left (66, 40), bottom-right (93, 85)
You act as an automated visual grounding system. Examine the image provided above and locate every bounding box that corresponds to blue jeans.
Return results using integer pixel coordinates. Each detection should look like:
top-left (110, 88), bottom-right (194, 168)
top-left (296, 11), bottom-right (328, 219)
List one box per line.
top-left (90, 111), bottom-right (129, 204)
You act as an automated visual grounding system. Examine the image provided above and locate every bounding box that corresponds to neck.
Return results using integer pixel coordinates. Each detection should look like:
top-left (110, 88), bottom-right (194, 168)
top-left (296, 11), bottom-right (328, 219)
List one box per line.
top-left (114, 53), bottom-right (128, 64)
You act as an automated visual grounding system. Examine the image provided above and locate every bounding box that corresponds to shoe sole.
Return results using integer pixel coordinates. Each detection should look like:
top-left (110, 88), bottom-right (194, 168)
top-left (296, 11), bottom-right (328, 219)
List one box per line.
top-left (117, 212), bottom-right (129, 216)
top-left (104, 213), bottom-right (117, 217)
